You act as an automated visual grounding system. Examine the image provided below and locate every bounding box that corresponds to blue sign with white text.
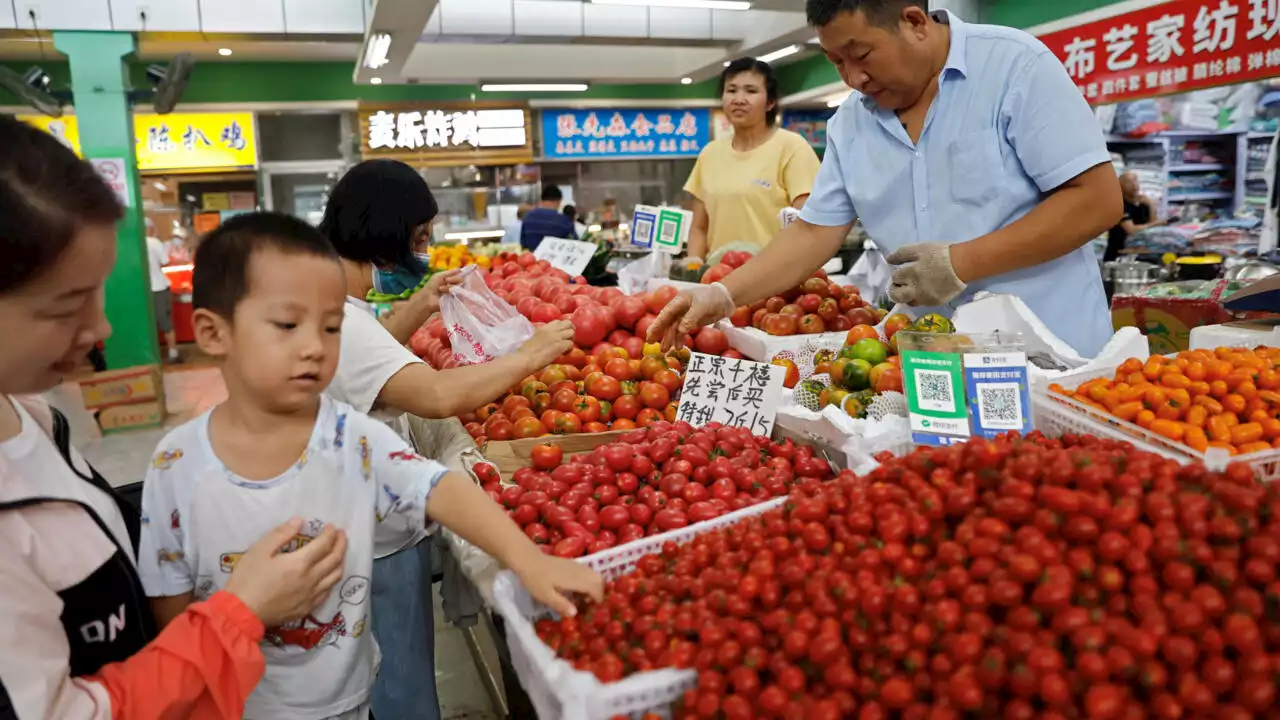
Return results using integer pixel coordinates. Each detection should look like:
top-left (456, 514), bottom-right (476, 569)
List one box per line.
top-left (541, 108), bottom-right (711, 160)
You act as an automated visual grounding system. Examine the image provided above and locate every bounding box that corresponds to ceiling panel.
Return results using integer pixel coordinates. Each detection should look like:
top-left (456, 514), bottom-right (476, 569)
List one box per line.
top-left (284, 0), bottom-right (365, 33)
top-left (0, 1), bottom-right (18, 28)
top-left (647, 7), bottom-right (711, 40)
top-left (581, 4), bottom-right (648, 39)
top-left (438, 0), bottom-right (514, 36)
top-left (111, 0), bottom-right (200, 31)
top-left (14, 0), bottom-right (112, 30)
top-left (402, 42), bottom-right (725, 82)
top-left (514, 1), bottom-right (584, 36)
top-left (198, 0), bottom-right (285, 33)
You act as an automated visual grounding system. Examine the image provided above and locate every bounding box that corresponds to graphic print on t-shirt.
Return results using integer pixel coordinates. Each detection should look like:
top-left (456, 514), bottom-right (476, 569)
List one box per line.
top-left (265, 575), bottom-right (369, 650)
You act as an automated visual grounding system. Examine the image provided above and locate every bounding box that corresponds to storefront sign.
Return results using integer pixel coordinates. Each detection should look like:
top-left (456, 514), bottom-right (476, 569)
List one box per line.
top-left (359, 103), bottom-right (533, 167)
top-left (91, 158), bottom-right (132, 208)
top-left (1038, 0), bottom-right (1280, 105)
top-left (133, 113), bottom-right (257, 171)
top-left (18, 112), bottom-right (258, 172)
top-left (541, 108), bottom-right (711, 160)
top-left (782, 109), bottom-right (835, 149)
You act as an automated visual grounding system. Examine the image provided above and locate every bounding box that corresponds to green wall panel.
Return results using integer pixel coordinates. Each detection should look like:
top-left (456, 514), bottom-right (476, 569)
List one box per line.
top-left (981, 0), bottom-right (1123, 29)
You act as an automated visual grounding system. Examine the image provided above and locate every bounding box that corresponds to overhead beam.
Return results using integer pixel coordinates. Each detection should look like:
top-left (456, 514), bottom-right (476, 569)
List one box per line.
top-left (353, 0), bottom-right (438, 84)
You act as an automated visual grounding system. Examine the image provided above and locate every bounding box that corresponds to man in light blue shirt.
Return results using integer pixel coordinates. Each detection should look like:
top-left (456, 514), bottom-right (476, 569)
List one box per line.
top-left (648, 0), bottom-right (1122, 358)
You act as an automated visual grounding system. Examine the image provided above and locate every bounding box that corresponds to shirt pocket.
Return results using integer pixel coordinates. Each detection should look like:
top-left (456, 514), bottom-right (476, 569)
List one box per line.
top-left (948, 130), bottom-right (1003, 206)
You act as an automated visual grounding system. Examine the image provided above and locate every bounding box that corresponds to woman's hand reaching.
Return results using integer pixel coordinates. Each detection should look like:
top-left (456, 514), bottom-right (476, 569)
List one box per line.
top-left (518, 320), bottom-right (575, 369)
top-left (417, 269), bottom-right (463, 316)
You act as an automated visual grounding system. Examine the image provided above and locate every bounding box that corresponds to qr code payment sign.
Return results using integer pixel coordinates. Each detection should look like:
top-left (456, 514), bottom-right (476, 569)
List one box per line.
top-left (977, 382), bottom-right (1023, 430)
top-left (914, 369), bottom-right (955, 413)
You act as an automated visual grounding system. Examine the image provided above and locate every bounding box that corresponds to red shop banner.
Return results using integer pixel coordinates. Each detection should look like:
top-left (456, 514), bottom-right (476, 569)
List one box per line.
top-left (1037, 0), bottom-right (1280, 105)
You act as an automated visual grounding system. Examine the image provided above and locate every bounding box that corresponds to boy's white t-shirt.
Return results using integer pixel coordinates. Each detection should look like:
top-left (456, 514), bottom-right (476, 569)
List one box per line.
top-left (136, 396), bottom-right (447, 720)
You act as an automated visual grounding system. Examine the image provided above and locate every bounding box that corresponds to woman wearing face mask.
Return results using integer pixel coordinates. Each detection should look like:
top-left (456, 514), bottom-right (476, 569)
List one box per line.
top-left (319, 159), bottom-right (573, 720)
top-left (684, 58), bottom-right (822, 265)
top-left (0, 117), bottom-right (349, 718)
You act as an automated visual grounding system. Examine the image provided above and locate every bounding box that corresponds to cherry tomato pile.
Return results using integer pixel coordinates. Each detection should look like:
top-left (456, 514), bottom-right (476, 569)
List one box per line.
top-left (534, 431), bottom-right (1280, 718)
top-left (1051, 347), bottom-right (1280, 457)
top-left (410, 256), bottom-right (738, 371)
top-left (477, 421), bottom-right (834, 558)
top-left (460, 344), bottom-right (695, 443)
top-left (725, 269), bottom-right (884, 337)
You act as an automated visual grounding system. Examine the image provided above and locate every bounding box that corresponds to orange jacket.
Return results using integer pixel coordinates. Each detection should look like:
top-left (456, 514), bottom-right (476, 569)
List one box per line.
top-left (89, 592), bottom-right (265, 720)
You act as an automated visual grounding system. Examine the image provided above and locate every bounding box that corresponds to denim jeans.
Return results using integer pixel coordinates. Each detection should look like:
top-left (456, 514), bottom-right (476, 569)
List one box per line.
top-left (370, 540), bottom-right (439, 720)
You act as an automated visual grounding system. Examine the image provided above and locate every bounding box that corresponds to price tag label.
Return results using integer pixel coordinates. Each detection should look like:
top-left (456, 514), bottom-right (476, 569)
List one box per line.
top-left (676, 352), bottom-right (785, 437)
top-left (534, 237), bottom-right (596, 276)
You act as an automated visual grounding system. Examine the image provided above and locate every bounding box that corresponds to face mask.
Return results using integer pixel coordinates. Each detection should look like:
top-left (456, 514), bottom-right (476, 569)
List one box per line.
top-left (371, 253), bottom-right (431, 297)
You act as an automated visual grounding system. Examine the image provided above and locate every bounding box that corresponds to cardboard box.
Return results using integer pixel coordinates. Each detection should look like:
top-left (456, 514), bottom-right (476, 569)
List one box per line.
top-left (80, 365), bottom-right (163, 410)
top-left (97, 400), bottom-right (166, 434)
top-left (481, 430), bottom-right (632, 480)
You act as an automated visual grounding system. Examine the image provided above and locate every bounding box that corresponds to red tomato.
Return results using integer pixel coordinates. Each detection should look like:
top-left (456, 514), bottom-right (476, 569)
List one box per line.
top-left (530, 442), bottom-right (563, 470)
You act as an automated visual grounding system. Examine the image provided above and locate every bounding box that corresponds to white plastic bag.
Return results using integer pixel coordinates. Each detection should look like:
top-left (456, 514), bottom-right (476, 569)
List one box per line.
top-left (848, 242), bottom-right (892, 304)
top-left (617, 252), bottom-right (670, 296)
top-left (439, 265), bottom-right (535, 366)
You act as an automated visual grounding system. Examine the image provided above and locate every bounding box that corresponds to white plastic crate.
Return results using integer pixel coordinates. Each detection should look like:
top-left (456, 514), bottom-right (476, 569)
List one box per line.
top-left (492, 497), bottom-right (787, 720)
top-left (1033, 360), bottom-right (1280, 481)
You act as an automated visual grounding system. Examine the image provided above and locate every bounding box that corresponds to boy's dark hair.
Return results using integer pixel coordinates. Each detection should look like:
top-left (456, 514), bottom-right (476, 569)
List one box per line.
top-left (541, 184), bottom-right (563, 203)
top-left (193, 211), bottom-right (339, 318)
top-left (806, 0), bottom-right (928, 27)
top-left (319, 159), bottom-right (436, 276)
top-left (0, 116), bottom-right (124, 294)
top-left (719, 58), bottom-right (780, 126)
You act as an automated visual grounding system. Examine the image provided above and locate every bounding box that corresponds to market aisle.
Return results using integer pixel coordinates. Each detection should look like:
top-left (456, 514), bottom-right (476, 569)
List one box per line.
top-left (47, 368), bottom-right (504, 720)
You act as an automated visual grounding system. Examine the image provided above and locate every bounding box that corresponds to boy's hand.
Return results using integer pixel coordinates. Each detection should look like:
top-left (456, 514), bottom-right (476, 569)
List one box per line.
top-left (225, 518), bottom-right (348, 627)
top-left (513, 553), bottom-right (604, 618)
top-left (518, 320), bottom-right (575, 369)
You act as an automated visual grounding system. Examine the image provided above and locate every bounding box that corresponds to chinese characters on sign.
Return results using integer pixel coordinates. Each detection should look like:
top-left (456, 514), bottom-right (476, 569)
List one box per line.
top-left (1040, 0), bottom-right (1280, 105)
top-left (20, 113), bottom-right (258, 172)
top-left (676, 352), bottom-right (786, 436)
top-left (541, 109), bottom-right (712, 160)
top-left (365, 108), bottom-right (525, 151)
top-left (533, 238), bottom-right (597, 277)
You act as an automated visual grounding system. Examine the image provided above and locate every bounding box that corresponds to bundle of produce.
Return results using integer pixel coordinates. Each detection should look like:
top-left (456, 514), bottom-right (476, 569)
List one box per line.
top-left (476, 421), bottom-right (831, 558)
top-left (533, 431), bottom-right (1280, 718)
top-left (1049, 346), bottom-right (1280, 456)
top-left (726, 269), bottom-right (884, 337)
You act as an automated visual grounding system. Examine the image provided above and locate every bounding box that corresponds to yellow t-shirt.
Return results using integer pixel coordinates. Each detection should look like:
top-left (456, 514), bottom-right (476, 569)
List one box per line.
top-left (683, 128), bottom-right (821, 255)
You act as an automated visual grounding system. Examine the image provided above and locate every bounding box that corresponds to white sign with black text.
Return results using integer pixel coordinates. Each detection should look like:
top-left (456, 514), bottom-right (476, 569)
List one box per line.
top-left (534, 237), bottom-right (596, 277)
top-left (676, 352), bottom-right (786, 436)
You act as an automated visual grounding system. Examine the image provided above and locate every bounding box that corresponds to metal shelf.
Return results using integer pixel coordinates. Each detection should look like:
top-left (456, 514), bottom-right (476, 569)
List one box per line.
top-left (1167, 163), bottom-right (1227, 172)
top-left (1166, 191), bottom-right (1233, 202)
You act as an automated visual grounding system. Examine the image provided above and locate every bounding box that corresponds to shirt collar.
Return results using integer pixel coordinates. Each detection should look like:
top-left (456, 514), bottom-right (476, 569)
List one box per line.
top-left (937, 10), bottom-right (969, 80)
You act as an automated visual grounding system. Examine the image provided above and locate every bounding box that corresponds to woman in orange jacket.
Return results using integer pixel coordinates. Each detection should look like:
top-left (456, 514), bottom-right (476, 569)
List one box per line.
top-left (0, 116), bottom-right (348, 719)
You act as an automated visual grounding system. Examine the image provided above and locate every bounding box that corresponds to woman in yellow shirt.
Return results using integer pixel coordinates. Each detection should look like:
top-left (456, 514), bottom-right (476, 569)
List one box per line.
top-left (684, 58), bottom-right (822, 264)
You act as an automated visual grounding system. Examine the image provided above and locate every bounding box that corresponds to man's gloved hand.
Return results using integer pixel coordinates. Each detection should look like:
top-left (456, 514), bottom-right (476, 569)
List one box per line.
top-left (646, 282), bottom-right (737, 351)
top-left (885, 243), bottom-right (967, 307)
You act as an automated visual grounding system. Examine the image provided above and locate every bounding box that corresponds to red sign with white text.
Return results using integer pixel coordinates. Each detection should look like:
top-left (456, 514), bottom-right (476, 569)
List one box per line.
top-left (1037, 0), bottom-right (1280, 105)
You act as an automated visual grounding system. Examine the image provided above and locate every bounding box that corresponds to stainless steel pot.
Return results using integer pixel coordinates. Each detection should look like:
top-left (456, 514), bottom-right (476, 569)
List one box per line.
top-left (1103, 259), bottom-right (1162, 296)
top-left (1225, 261), bottom-right (1280, 282)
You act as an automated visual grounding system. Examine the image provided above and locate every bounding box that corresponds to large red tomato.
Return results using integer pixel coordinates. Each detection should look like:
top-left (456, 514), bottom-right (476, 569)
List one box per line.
top-left (572, 306), bottom-right (609, 348)
top-left (529, 442), bottom-right (562, 470)
top-left (645, 286), bottom-right (678, 314)
top-left (639, 382), bottom-right (671, 410)
top-left (694, 327), bottom-right (730, 356)
top-left (614, 296), bottom-right (647, 330)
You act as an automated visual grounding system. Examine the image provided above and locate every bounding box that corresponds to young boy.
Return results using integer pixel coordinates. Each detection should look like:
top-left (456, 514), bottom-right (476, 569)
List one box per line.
top-left (136, 212), bottom-right (602, 719)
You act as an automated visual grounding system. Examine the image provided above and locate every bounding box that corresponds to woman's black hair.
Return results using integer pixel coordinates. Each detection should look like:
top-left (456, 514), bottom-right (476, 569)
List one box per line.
top-left (0, 116), bottom-right (123, 294)
top-left (562, 204), bottom-right (577, 221)
top-left (319, 159), bottom-right (438, 275)
top-left (718, 58), bottom-right (780, 126)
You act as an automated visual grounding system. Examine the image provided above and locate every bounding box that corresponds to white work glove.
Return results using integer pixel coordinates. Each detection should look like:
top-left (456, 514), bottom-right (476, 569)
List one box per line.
top-left (886, 243), bottom-right (967, 307)
top-left (646, 282), bottom-right (736, 351)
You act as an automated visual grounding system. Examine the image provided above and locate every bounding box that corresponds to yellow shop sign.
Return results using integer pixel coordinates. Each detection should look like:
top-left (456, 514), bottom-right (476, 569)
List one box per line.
top-left (18, 112), bottom-right (257, 172)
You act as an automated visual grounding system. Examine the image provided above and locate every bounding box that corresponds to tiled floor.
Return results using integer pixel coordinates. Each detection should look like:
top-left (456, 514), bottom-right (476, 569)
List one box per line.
top-left (46, 365), bottom-right (504, 720)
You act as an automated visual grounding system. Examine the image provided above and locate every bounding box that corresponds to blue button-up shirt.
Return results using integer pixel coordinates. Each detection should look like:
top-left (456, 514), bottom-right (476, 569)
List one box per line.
top-left (801, 12), bottom-right (1114, 357)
